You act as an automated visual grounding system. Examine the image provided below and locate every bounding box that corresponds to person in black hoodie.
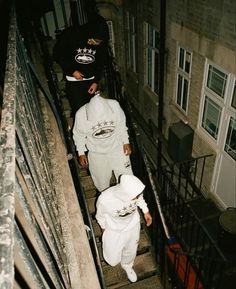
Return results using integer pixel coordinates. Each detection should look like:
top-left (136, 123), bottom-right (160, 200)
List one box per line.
top-left (53, 1), bottom-right (109, 117)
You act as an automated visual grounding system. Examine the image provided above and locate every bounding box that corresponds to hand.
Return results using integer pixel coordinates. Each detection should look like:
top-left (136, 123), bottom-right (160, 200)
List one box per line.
top-left (72, 70), bottom-right (84, 80)
top-left (144, 212), bottom-right (152, 227)
top-left (79, 155), bottom-right (88, 166)
top-left (88, 38), bottom-right (103, 45)
top-left (88, 82), bottom-right (98, 94)
top-left (123, 143), bottom-right (132, 155)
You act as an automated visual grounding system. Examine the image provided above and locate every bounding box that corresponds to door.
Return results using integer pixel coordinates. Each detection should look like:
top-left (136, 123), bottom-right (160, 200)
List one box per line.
top-left (214, 113), bottom-right (236, 207)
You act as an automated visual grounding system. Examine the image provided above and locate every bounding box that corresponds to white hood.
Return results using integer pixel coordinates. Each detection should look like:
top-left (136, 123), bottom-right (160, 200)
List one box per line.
top-left (115, 175), bottom-right (145, 201)
top-left (86, 92), bottom-right (113, 121)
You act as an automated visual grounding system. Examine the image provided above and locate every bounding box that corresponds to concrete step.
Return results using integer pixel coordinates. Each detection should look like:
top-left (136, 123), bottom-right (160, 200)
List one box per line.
top-left (78, 167), bottom-right (89, 177)
top-left (80, 175), bottom-right (96, 191)
top-left (84, 188), bottom-right (97, 199)
top-left (87, 196), bottom-right (97, 216)
top-left (113, 275), bottom-right (162, 289)
top-left (94, 229), bottom-right (151, 261)
top-left (103, 251), bottom-right (158, 288)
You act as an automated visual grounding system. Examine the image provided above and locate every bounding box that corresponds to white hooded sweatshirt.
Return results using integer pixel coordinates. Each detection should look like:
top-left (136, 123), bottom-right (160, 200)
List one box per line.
top-left (95, 175), bottom-right (149, 232)
top-left (73, 93), bottom-right (130, 155)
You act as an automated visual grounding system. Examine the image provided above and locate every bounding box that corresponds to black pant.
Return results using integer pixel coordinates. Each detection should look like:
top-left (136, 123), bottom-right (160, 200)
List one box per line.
top-left (66, 79), bottom-right (95, 118)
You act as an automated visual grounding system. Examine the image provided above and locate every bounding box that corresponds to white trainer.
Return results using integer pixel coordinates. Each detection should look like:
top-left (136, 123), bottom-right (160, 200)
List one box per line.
top-left (123, 268), bottom-right (137, 283)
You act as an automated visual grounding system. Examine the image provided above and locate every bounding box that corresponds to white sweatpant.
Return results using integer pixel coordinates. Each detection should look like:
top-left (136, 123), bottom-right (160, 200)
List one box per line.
top-left (102, 223), bottom-right (140, 268)
top-left (88, 146), bottom-right (133, 192)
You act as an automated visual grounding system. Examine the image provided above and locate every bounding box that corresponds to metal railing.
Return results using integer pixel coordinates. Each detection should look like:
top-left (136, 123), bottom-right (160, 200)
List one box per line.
top-left (127, 107), bottom-right (233, 289)
top-left (100, 42), bottom-right (234, 289)
top-left (0, 6), bottom-right (101, 289)
top-left (0, 11), bottom-right (69, 288)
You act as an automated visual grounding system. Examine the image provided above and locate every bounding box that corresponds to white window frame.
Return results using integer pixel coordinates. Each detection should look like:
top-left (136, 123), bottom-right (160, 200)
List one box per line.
top-left (199, 61), bottom-right (236, 149)
top-left (224, 116), bottom-right (236, 161)
top-left (176, 46), bottom-right (192, 113)
top-left (144, 22), bottom-right (159, 94)
top-left (126, 12), bottom-right (136, 72)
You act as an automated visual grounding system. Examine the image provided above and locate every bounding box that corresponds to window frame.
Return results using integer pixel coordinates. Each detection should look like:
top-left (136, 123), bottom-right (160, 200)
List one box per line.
top-left (175, 46), bottom-right (192, 113)
top-left (199, 61), bottom-right (236, 151)
top-left (126, 12), bottom-right (137, 72)
top-left (144, 22), bottom-right (159, 94)
top-left (106, 20), bottom-right (115, 56)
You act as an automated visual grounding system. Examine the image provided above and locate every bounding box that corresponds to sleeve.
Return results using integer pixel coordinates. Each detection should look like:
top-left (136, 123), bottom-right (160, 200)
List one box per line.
top-left (115, 101), bottom-right (130, 144)
top-left (95, 197), bottom-right (106, 230)
top-left (93, 19), bottom-right (109, 83)
top-left (137, 194), bottom-right (149, 214)
top-left (72, 110), bottom-right (88, 155)
top-left (93, 43), bottom-right (108, 83)
top-left (53, 30), bottom-right (77, 76)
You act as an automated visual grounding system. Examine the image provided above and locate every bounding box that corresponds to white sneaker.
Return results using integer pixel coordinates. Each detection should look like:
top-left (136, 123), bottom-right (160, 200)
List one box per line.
top-left (123, 268), bottom-right (137, 283)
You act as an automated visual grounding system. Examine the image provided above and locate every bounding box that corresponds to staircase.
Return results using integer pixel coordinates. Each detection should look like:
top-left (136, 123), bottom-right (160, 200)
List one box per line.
top-left (48, 35), bottom-right (164, 288)
top-left (79, 168), bottom-right (163, 289)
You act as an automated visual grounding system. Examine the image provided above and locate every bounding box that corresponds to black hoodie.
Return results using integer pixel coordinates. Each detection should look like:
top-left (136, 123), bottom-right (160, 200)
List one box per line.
top-left (53, 15), bottom-right (109, 83)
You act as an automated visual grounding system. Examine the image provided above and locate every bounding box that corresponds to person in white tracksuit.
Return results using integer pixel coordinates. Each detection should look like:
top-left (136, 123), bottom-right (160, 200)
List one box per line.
top-left (73, 92), bottom-right (133, 192)
top-left (95, 175), bottom-right (152, 283)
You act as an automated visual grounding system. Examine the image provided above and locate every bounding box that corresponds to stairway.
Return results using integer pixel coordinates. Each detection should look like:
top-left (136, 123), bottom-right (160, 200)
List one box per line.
top-left (79, 168), bottom-right (163, 289)
top-left (49, 39), bottom-right (163, 288)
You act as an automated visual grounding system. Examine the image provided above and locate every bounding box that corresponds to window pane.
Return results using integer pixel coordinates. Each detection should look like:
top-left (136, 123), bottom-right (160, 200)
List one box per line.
top-left (202, 96), bottom-right (222, 139)
top-left (177, 74), bottom-right (183, 105)
top-left (231, 81), bottom-right (236, 109)
top-left (148, 25), bottom-right (153, 45)
top-left (147, 49), bottom-right (152, 86)
top-left (126, 12), bottom-right (130, 30)
top-left (154, 51), bottom-right (159, 93)
top-left (185, 52), bottom-right (191, 74)
top-left (182, 79), bottom-right (188, 111)
top-left (179, 47), bottom-right (184, 69)
top-left (131, 34), bottom-right (136, 71)
top-left (154, 30), bottom-right (159, 49)
top-left (131, 16), bottom-right (135, 33)
top-left (207, 65), bottom-right (227, 98)
top-left (225, 117), bottom-right (236, 161)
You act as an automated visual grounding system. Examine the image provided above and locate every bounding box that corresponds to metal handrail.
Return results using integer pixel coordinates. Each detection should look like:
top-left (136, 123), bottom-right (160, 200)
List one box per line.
top-left (34, 19), bottom-right (107, 289)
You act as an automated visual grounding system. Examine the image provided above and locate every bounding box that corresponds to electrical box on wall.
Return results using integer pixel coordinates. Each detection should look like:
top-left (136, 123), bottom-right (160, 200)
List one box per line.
top-left (168, 121), bottom-right (194, 162)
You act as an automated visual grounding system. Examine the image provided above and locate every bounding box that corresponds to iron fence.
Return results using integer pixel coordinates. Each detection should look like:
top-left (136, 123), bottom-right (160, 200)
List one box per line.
top-left (0, 6), bottom-right (101, 289)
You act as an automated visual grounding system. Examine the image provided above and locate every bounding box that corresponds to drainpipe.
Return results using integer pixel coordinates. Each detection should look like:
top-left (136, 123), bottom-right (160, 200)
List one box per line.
top-left (158, 0), bottom-right (166, 166)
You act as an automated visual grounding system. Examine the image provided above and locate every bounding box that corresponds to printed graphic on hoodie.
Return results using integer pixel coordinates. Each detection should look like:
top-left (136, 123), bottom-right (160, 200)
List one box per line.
top-left (75, 48), bottom-right (96, 64)
top-left (116, 200), bottom-right (138, 218)
top-left (92, 121), bottom-right (115, 139)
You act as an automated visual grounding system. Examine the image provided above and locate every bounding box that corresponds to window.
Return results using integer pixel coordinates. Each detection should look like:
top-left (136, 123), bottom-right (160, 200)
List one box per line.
top-left (127, 12), bottom-right (136, 72)
top-left (231, 81), bottom-right (236, 109)
top-left (207, 65), bottom-right (227, 98)
top-left (106, 20), bottom-right (115, 56)
top-left (200, 63), bottom-right (227, 140)
top-left (176, 46), bottom-right (192, 112)
top-left (200, 62), bottom-right (236, 144)
top-left (201, 96), bottom-right (222, 139)
top-left (145, 23), bottom-right (159, 93)
top-left (225, 117), bottom-right (236, 160)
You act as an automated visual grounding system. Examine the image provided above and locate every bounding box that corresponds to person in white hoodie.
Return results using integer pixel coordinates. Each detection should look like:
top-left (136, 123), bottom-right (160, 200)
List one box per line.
top-left (95, 174), bottom-right (152, 283)
top-left (73, 92), bottom-right (133, 192)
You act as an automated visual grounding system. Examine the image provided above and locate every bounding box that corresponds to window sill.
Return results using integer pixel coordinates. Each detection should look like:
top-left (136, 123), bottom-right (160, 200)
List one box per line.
top-left (143, 85), bottom-right (159, 106)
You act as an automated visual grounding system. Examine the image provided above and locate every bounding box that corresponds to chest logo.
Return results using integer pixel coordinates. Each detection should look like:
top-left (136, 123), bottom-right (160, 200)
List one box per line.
top-left (92, 121), bottom-right (115, 139)
top-left (75, 48), bottom-right (96, 64)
